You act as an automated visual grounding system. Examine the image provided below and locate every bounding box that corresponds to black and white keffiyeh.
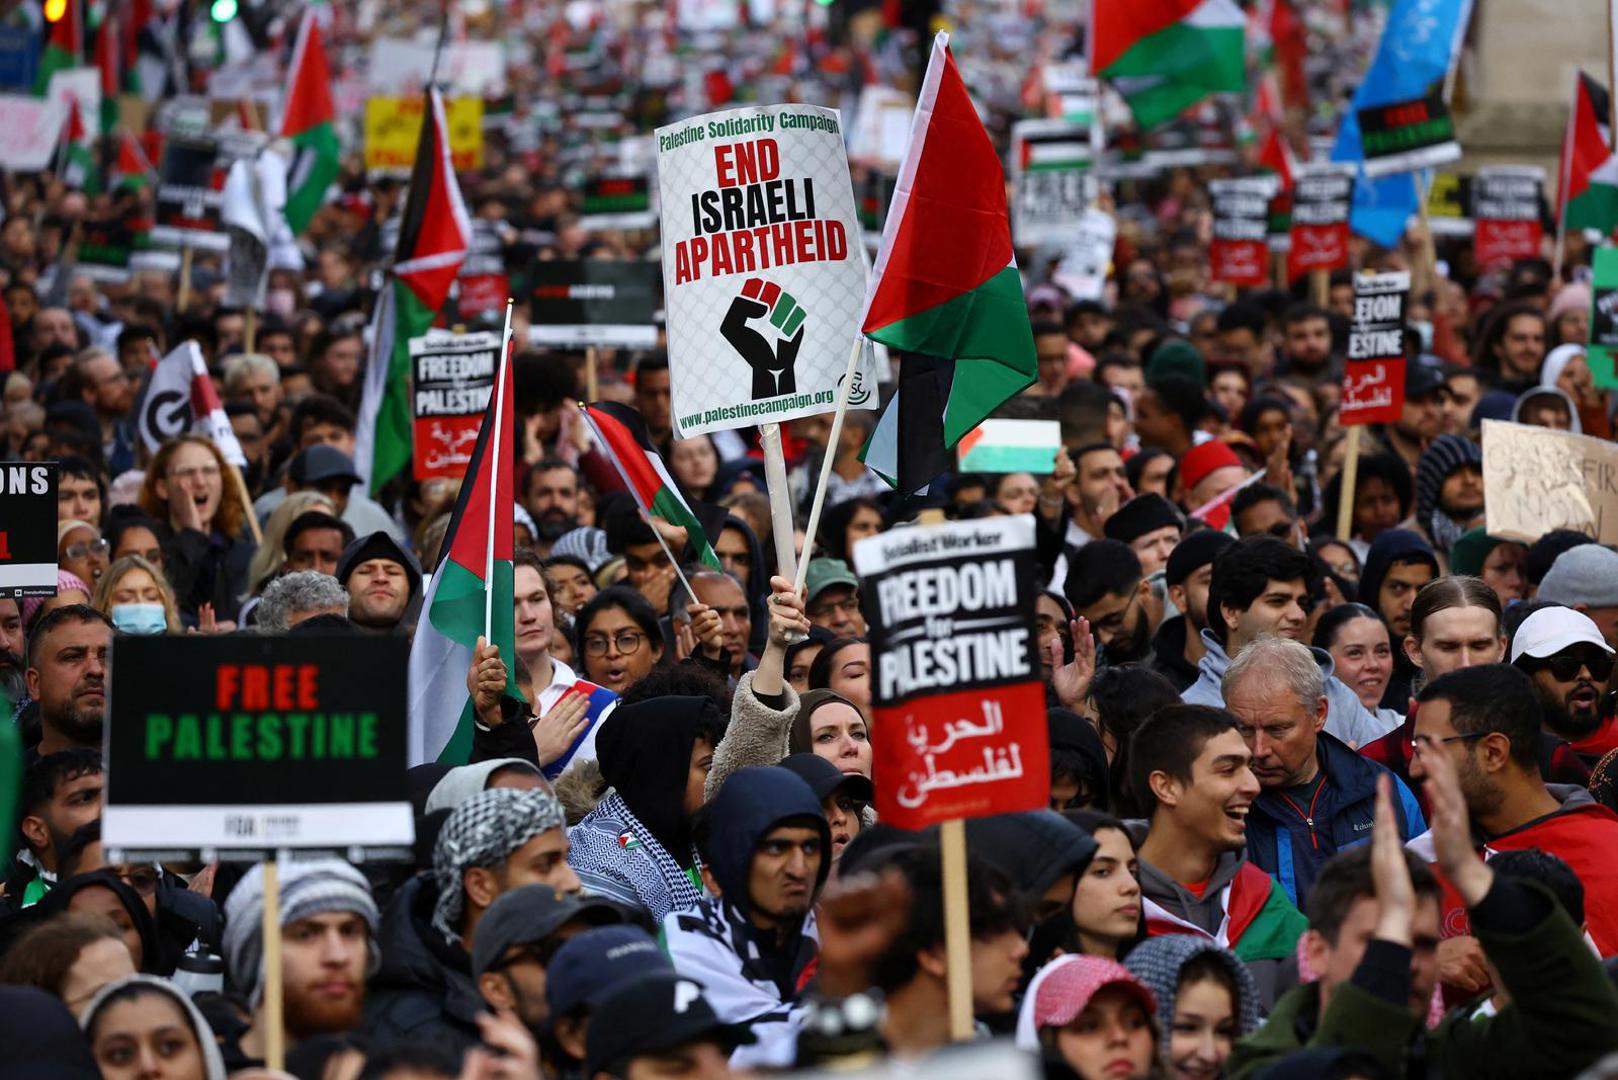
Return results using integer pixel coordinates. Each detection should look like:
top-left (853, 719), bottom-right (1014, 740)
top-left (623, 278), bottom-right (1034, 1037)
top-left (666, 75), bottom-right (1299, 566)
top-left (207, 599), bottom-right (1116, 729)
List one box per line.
top-left (432, 787), bottom-right (567, 939)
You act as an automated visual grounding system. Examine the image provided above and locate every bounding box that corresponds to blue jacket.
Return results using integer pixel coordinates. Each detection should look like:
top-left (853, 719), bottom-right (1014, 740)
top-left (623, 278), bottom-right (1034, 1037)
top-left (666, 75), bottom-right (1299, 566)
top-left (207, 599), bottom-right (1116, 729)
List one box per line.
top-left (1245, 733), bottom-right (1425, 909)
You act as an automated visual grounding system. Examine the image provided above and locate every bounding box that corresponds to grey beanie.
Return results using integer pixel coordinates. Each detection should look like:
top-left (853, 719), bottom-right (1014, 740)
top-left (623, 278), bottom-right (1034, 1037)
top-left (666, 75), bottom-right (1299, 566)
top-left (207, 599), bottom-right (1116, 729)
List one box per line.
top-left (222, 858), bottom-right (379, 1006)
top-left (1538, 544), bottom-right (1618, 609)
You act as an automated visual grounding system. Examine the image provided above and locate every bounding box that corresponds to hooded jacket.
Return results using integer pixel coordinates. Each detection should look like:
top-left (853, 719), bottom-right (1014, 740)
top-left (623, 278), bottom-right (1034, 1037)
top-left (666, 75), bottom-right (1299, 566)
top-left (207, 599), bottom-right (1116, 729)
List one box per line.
top-left (1357, 529), bottom-right (1439, 709)
top-left (361, 872), bottom-right (484, 1059)
top-left (962, 810), bottom-right (1099, 903)
top-left (1047, 710), bottom-right (1111, 813)
top-left (1182, 628), bottom-right (1390, 748)
top-left (337, 530), bottom-right (424, 631)
top-left (1246, 733), bottom-right (1426, 909)
top-left (81, 975), bottom-right (228, 1080)
top-left (661, 766), bottom-right (829, 1069)
top-left (724, 514), bottom-right (770, 654)
top-left (36, 871), bottom-right (166, 975)
top-left (1413, 436), bottom-right (1482, 555)
top-left (1, 986), bottom-right (100, 1080)
top-left (1148, 614), bottom-right (1203, 693)
top-left (1123, 936), bottom-right (1262, 1063)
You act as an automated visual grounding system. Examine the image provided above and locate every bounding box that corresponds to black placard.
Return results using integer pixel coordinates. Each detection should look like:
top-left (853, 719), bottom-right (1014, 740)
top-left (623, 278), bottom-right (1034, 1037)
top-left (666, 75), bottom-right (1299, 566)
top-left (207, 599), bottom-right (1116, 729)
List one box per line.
top-left (0, 462), bottom-right (58, 599)
top-left (527, 259), bottom-right (662, 348)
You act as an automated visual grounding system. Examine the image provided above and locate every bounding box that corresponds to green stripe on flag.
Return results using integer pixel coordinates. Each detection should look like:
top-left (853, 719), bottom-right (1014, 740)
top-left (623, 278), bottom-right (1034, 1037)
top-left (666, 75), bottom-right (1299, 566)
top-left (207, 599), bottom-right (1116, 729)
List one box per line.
top-left (1567, 181), bottom-right (1618, 234)
top-left (1104, 22), bottom-right (1244, 129)
top-left (285, 121), bottom-right (340, 235)
top-left (651, 488), bottom-right (721, 570)
top-left (372, 278), bottom-right (435, 494)
top-left (425, 557), bottom-right (518, 764)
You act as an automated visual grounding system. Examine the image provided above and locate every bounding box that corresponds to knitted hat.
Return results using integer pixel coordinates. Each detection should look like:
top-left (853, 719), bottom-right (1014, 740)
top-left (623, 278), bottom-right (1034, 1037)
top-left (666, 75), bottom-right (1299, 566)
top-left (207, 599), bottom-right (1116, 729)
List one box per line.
top-left (1145, 339), bottom-right (1206, 387)
top-left (1103, 493), bottom-right (1183, 546)
top-left (1447, 527), bottom-right (1505, 578)
top-left (1414, 435), bottom-right (1482, 550)
top-left (1122, 936), bottom-right (1261, 1063)
top-left (432, 787), bottom-right (568, 940)
top-left (1164, 528), bottom-right (1235, 587)
top-left (222, 859), bottom-right (379, 1006)
top-left (22, 570), bottom-right (92, 631)
top-left (1537, 544), bottom-right (1618, 609)
top-left (1178, 441), bottom-right (1243, 494)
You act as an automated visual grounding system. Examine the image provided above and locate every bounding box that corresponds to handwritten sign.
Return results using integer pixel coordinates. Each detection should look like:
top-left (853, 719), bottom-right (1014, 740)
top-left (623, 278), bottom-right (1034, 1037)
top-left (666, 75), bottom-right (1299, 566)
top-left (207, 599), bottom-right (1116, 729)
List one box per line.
top-left (0, 462), bottom-right (58, 600)
top-left (1208, 177), bottom-right (1276, 287)
top-left (1340, 271), bottom-right (1408, 426)
top-left (851, 517), bottom-right (1047, 829)
top-left (1482, 419), bottom-right (1618, 545)
top-left (0, 95), bottom-right (63, 170)
top-left (1472, 166), bottom-right (1544, 269)
top-left (1287, 164), bottom-right (1353, 281)
top-left (410, 331), bottom-right (499, 482)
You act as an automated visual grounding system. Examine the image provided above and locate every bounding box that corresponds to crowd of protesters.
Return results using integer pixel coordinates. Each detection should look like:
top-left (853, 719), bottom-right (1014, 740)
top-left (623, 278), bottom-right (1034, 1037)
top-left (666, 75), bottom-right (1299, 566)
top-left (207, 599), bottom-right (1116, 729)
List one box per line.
top-left (8, 1), bottom-right (1618, 1079)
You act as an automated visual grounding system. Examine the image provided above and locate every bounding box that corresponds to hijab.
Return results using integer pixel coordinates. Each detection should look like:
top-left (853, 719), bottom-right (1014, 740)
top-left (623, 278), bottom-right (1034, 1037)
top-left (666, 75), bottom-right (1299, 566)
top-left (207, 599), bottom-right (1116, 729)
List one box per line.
top-left (37, 871), bottom-right (164, 975)
top-left (594, 696), bottom-right (721, 867)
top-left (789, 689), bottom-right (863, 756)
top-left (81, 975), bottom-right (228, 1080)
top-left (0, 986), bottom-right (100, 1080)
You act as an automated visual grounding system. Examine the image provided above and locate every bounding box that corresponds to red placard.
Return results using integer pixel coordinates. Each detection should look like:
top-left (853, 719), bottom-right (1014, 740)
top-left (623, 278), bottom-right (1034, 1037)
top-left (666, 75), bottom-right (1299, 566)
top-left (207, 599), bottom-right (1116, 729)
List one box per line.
top-left (1341, 270), bottom-right (1409, 427)
top-left (1287, 222), bottom-right (1350, 280)
top-left (1474, 218), bottom-right (1542, 269)
top-left (459, 273), bottom-right (509, 319)
top-left (1210, 238), bottom-right (1270, 287)
top-left (1340, 358), bottom-right (1405, 426)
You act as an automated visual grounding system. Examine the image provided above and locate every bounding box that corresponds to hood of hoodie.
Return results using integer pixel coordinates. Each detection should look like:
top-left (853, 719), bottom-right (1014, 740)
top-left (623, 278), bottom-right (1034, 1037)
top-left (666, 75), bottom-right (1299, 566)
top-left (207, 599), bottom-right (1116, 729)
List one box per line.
top-left (1196, 627), bottom-right (1347, 701)
top-left (1048, 710), bottom-right (1111, 813)
top-left (1512, 385), bottom-right (1584, 433)
top-left (1122, 936), bottom-right (1262, 1060)
top-left (81, 976), bottom-right (228, 1080)
top-left (337, 531), bottom-right (424, 602)
top-left (594, 696), bottom-right (721, 866)
top-left (38, 871), bottom-right (164, 975)
top-left (1357, 529), bottom-right (1438, 626)
top-left (1136, 847), bottom-right (1249, 936)
top-left (370, 873), bottom-right (484, 1026)
top-left (962, 811), bottom-right (1099, 902)
top-left (0, 987), bottom-right (100, 1080)
top-left (706, 766), bottom-right (831, 919)
top-left (424, 759), bottom-right (544, 816)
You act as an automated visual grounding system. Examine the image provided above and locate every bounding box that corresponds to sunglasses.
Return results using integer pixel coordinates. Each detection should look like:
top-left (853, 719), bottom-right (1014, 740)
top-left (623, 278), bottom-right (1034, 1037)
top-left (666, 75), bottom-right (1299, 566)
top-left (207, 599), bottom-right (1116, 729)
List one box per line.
top-left (1527, 649), bottom-right (1615, 684)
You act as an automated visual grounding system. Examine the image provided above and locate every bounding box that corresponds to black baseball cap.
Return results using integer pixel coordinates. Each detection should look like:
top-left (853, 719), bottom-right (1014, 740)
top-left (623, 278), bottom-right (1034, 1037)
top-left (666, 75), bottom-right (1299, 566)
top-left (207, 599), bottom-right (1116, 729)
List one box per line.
top-left (545, 925), bottom-right (672, 1021)
top-left (584, 973), bottom-right (754, 1077)
top-left (289, 444), bottom-right (361, 486)
top-left (470, 885), bottom-right (625, 978)
top-left (777, 753), bottom-right (874, 805)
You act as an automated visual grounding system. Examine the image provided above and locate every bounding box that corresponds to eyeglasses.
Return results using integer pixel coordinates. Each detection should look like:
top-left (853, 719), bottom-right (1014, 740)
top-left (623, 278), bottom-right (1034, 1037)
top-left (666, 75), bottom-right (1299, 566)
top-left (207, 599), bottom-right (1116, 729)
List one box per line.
top-left (113, 865), bottom-right (159, 896)
top-left (1526, 650), bottom-right (1615, 683)
top-left (167, 465), bottom-right (221, 483)
top-left (63, 538), bottom-right (109, 561)
top-left (584, 631), bottom-right (647, 657)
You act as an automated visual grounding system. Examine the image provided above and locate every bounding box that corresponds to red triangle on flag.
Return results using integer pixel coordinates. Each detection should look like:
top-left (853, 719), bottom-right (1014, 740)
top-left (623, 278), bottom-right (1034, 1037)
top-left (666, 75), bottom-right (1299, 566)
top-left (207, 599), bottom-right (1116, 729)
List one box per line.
top-left (280, 15), bottom-right (336, 137)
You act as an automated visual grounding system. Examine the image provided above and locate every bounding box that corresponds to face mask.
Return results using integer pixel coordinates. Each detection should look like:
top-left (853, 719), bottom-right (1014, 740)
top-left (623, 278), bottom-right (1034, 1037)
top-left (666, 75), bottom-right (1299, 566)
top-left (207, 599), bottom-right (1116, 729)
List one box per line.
top-left (266, 288), bottom-right (296, 318)
top-left (111, 603), bottom-right (167, 635)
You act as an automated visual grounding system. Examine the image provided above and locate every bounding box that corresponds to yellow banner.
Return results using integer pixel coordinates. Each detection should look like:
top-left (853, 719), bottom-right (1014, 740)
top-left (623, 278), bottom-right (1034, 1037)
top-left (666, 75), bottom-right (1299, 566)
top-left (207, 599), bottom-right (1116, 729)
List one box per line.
top-left (363, 96), bottom-right (484, 174)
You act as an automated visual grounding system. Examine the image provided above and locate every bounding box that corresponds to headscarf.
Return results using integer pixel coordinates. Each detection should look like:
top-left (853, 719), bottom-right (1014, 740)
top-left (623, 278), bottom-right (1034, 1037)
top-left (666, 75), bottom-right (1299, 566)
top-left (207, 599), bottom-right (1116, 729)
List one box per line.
top-left (1511, 384), bottom-right (1583, 434)
top-left (1048, 708), bottom-right (1110, 812)
top-left (1014, 954), bottom-right (1157, 1051)
top-left (551, 526), bottom-right (612, 572)
top-left (221, 858), bottom-right (379, 1005)
top-left (593, 696), bottom-right (720, 867)
top-left (37, 871), bottom-right (162, 975)
top-left (431, 787), bottom-right (567, 940)
top-left (1414, 435), bottom-right (1482, 553)
top-left (789, 689), bottom-right (862, 756)
top-left (1122, 936), bottom-right (1262, 1063)
top-left (80, 975), bottom-right (228, 1080)
top-left (0, 986), bottom-right (100, 1080)
top-left (1541, 343), bottom-right (1587, 391)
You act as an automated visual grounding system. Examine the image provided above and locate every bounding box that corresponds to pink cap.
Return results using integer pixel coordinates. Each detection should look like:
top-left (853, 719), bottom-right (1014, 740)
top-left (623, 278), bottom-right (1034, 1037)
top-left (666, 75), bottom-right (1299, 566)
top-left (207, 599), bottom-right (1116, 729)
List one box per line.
top-left (1032, 956), bottom-right (1157, 1029)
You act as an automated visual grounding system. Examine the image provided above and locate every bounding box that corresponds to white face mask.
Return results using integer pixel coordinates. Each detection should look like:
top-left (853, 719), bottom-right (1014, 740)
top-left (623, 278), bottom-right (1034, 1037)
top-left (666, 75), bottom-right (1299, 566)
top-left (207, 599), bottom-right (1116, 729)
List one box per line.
top-left (266, 288), bottom-right (297, 318)
top-left (110, 602), bottom-right (167, 635)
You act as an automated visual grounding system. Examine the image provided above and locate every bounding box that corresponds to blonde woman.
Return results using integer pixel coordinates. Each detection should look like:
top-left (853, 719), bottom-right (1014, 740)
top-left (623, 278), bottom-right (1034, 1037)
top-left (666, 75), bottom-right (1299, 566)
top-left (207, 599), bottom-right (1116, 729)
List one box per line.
top-left (246, 490), bottom-right (338, 596)
top-left (136, 436), bottom-right (257, 622)
top-left (91, 555), bottom-right (182, 635)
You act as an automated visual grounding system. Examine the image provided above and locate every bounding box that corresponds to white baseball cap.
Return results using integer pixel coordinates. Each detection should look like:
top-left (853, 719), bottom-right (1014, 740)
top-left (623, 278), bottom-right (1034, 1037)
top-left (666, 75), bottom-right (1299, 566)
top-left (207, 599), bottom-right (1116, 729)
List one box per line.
top-left (1509, 606), bottom-right (1615, 663)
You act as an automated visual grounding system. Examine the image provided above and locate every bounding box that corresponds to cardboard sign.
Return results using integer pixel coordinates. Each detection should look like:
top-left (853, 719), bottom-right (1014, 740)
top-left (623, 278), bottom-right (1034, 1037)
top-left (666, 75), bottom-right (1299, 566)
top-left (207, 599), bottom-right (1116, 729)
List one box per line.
top-left (1208, 177), bottom-right (1275, 287)
top-left (1472, 165), bottom-right (1545, 268)
top-left (1010, 119), bottom-right (1099, 247)
top-left (655, 104), bottom-right (876, 438)
top-left (0, 463), bottom-right (59, 600)
top-left (1341, 271), bottom-right (1409, 426)
top-left (411, 331), bottom-right (499, 481)
top-left (1358, 90), bottom-right (1461, 178)
top-left (852, 517), bottom-right (1048, 829)
top-left (152, 137), bottom-right (228, 252)
top-left (0, 95), bottom-right (63, 171)
top-left (364, 95), bottom-right (484, 175)
top-left (1482, 419), bottom-right (1618, 544)
top-left (580, 174), bottom-right (655, 230)
top-left (528, 260), bottom-right (662, 348)
top-left (102, 635), bottom-right (414, 861)
top-left (1287, 164), bottom-right (1354, 280)
top-left (1588, 246), bottom-right (1618, 390)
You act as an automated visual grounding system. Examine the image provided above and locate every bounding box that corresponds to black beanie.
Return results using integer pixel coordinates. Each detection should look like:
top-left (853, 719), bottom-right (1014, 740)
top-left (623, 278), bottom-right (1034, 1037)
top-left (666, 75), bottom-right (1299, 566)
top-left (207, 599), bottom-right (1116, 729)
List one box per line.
top-left (1164, 528), bottom-right (1236, 587)
top-left (1103, 493), bottom-right (1183, 546)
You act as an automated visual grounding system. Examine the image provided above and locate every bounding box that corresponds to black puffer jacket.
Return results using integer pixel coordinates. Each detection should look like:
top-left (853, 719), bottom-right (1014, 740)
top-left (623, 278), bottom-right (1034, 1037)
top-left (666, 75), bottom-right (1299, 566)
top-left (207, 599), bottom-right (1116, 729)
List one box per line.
top-left (360, 873), bottom-right (483, 1058)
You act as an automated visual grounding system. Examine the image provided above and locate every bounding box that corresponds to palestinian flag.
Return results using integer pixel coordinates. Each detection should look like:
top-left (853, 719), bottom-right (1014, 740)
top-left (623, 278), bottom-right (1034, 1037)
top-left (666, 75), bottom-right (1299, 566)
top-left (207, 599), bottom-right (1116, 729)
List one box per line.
top-left (1094, 0), bottom-right (1246, 130)
top-left (60, 97), bottom-right (100, 194)
top-left (1143, 861), bottom-right (1308, 963)
top-left (92, 7), bottom-right (120, 133)
top-left (109, 131), bottom-right (155, 192)
top-left (859, 33), bottom-right (1035, 493)
top-left (1560, 73), bottom-right (1618, 236)
top-left (277, 12), bottom-right (340, 235)
top-left (354, 87), bottom-right (471, 494)
top-left (34, 0), bottom-right (84, 95)
top-left (581, 402), bottom-right (721, 570)
top-left (406, 339), bottom-right (520, 765)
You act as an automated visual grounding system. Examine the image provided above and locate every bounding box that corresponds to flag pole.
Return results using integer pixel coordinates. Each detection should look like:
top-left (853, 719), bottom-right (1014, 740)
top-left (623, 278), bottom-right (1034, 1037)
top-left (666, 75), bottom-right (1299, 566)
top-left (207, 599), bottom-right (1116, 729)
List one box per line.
top-left (758, 422), bottom-right (798, 585)
top-left (793, 335), bottom-right (865, 594)
top-left (485, 298), bottom-right (513, 642)
top-left (1554, 70), bottom-right (1578, 284)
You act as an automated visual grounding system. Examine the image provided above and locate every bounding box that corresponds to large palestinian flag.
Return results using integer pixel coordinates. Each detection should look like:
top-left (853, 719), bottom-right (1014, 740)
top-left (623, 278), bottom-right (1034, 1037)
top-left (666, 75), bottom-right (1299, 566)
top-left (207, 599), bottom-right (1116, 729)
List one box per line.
top-left (859, 33), bottom-right (1035, 492)
top-left (354, 87), bottom-right (471, 494)
top-left (406, 340), bottom-right (519, 765)
top-left (1094, 0), bottom-right (1246, 130)
top-left (34, 0), bottom-right (84, 95)
top-left (581, 402), bottom-right (720, 570)
top-left (1561, 73), bottom-right (1618, 236)
top-left (278, 12), bottom-right (340, 234)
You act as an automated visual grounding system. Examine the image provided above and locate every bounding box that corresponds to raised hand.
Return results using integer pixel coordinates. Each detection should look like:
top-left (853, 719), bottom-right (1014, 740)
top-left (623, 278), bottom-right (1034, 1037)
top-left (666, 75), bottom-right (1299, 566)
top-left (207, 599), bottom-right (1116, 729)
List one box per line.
top-left (686, 601), bottom-right (725, 661)
top-left (1370, 774), bottom-right (1416, 946)
top-left (1050, 616), bottom-right (1095, 710)
top-left (1420, 730), bottom-right (1495, 907)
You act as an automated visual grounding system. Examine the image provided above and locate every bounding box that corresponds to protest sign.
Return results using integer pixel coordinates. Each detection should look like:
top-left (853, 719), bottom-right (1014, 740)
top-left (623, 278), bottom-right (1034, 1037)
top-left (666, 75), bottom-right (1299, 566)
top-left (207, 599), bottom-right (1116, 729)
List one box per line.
top-left (528, 260), bottom-right (662, 348)
top-left (1340, 271), bottom-right (1408, 426)
top-left (367, 39), bottom-right (507, 98)
top-left (0, 463), bottom-right (59, 600)
top-left (1472, 165), bottom-right (1544, 268)
top-left (1358, 90), bottom-right (1461, 178)
top-left (1208, 177), bottom-right (1275, 287)
top-left (580, 174), bottom-right (656, 230)
top-left (102, 634), bottom-right (414, 861)
top-left (77, 217), bottom-right (138, 283)
top-left (1426, 172), bottom-right (1473, 237)
top-left (364, 95), bottom-right (484, 175)
top-left (1588, 246), bottom-right (1618, 390)
top-left (955, 420), bottom-right (1061, 474)
top-left (151, 137), bottom-right (229, 252)
top-left (851, 516), bottom-right (1048, 829)
top-left (0, 95), bottom-right (62, 171)
top-left (411, 331), bottom-right (499, 481)
top-left (1051, 208), bottom-right (1116, 301)
top-left (1482, 419), bottom-right (1618, 545)
top-left (1287, 164), bottom-right (1354, 281)
top-left (1043, 65), bottom-right (1098, 126)
top-left (1010, 119), bottom-right (1099, 247)
top-left (655, 104), bottom-right (876, 438)
top-left (457, 220), bottom-right (508, 320)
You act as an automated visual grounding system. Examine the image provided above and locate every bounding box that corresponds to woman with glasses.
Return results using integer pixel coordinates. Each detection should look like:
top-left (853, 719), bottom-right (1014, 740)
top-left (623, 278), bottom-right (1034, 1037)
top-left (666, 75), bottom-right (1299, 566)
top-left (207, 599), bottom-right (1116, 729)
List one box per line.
top-left (136, 436), bottom-right (257, 624)
top-left (572, 587), bottom-right (666, 697)
top-left (57, 519), bottom-right (109, 587)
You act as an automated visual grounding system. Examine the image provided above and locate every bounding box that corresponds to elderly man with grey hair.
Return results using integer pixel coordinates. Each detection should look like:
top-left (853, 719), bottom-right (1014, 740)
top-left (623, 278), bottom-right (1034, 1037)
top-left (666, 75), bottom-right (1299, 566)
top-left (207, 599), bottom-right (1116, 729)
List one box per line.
top-left (1222, 634), bottom-right (1426, 908)
top-left (222, 352), bottom-right (284, 430)
top-left (256, 570), bottom-right (350, 631)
